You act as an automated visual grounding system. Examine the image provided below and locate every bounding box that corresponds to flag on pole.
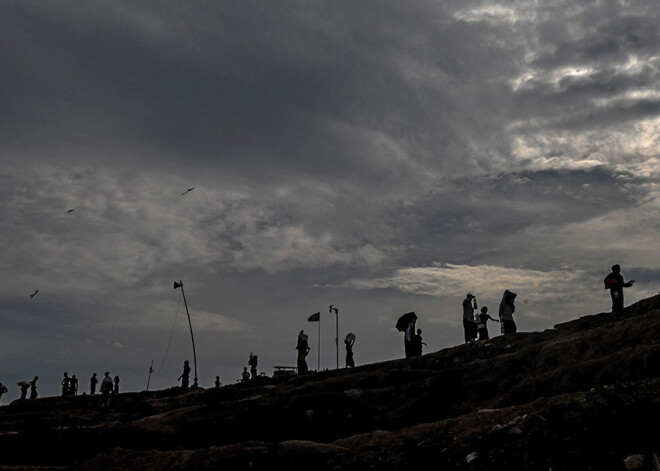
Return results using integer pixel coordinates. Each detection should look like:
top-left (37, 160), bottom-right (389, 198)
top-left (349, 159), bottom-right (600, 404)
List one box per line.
top-left (308, 312), bottom-right (320, 322)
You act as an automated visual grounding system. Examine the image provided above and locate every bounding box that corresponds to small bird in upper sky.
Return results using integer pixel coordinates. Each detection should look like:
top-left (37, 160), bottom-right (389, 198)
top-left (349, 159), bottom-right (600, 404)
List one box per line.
top-left (181, 187), bottom-right (195, 196)
top-left (30, 290), bottom-right (39, 298)
top-left (66, 209), bottom-right (75, 213)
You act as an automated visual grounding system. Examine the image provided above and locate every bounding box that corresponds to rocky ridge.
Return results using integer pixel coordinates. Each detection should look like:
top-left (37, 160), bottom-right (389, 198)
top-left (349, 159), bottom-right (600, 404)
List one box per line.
top-left (1, 295), bottom-right (660, 470)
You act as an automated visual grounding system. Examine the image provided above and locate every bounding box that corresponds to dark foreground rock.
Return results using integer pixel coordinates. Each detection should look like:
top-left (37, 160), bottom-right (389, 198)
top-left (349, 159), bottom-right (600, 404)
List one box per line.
top-left (1, 295), bottom-right (660, 470)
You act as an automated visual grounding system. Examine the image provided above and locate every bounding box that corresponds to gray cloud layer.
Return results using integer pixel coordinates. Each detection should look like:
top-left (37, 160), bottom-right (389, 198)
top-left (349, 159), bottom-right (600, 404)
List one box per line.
top-left (1, 0), bottom-right (658, 398)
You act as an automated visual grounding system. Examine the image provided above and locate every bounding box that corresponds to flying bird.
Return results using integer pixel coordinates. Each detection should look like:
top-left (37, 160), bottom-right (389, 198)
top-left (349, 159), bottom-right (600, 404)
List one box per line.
top-left (30, 290), bottom-right (39, 298)
top-left (66, 209), bottom-right (75, 213)
top-left (181, 187), bottom-right (195, 196)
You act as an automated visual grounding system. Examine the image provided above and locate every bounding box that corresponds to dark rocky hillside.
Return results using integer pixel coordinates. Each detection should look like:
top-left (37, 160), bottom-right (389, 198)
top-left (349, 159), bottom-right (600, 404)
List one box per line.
top-left (2, 295), bottom-right (660, 470)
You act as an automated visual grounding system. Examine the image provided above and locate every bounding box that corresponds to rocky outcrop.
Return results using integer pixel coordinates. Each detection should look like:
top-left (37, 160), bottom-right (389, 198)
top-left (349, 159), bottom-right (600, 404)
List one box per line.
top-left (1, 295), bottom-right (659, 470)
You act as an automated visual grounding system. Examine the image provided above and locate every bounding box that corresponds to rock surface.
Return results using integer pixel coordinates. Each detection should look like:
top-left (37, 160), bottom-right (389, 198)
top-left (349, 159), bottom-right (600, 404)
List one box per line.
top-left (1, 295), bottom-right (660, 470)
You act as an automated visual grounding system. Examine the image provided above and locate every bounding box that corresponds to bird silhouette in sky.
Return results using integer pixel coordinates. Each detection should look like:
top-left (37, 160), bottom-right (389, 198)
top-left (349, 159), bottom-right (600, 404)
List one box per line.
top-left (30, 290), bottom-right (39, 298)
top-left (66, 209), bottom-right (75, 213)
top-left (181, 187), bottom-right (195, 196)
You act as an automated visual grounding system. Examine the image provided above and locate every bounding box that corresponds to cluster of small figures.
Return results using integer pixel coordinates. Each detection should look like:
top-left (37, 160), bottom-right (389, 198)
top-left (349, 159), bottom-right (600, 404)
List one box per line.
top-left (240, 352), bottom-right (260, 381)
top-left (8, 376), bottom-right (39, 400)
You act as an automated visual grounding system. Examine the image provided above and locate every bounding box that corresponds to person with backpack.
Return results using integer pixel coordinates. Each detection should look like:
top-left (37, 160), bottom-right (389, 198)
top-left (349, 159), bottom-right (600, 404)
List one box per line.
top-left (499, 290), bottom-right (518, 334)
top-left (604, 264), bottom-right (635, 312)
top-left (463, 294), bottom-right (478, 343)
top-left (476, 306), bottom-right (498, 340)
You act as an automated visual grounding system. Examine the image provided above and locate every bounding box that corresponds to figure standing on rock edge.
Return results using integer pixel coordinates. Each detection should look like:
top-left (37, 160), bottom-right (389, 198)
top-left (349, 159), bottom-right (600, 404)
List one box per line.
top-left (296, 330), bottom-right (310, 374)
top-left (345, 333), bottom-right (356, 367)
top-left (604, 264), bottom-right (635, 312)
top-left (178, 360), bottom-right (191, 391)
top-left (499, 290), bottom-right (517, 334)
top-left (463, 294), bottom-right (478, 343)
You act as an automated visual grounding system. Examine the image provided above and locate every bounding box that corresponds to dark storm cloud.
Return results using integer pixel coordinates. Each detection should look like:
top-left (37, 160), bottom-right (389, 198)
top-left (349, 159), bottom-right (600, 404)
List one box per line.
top-left (0, 0), bottom-right (524, 184)
top-left (1, 0), bottom-right (659, 398)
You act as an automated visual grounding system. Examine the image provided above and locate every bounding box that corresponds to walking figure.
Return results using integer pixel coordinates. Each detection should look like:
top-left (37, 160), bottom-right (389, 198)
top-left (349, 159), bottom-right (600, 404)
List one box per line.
top-left (476, 307), bottom-right (498, 340)
top-left (604, 264), bottom-right (635, 312)
top-left (215, 376), bottom-right (221, 388)
top-left (19, 382), bottom-right (29, 400)
top-left (178, 360), bottom-right (191, 391)
top-left (344, 333), bottom-right (356, 368)
top-left (499, 290), bottom-right (518, 334)
top-left (248, 352), bottom-right (258, 380)
top-left (113, 376), bottom-right (120, 394)
top-left (296, 330), bottom-right (310, 374)
top-left (90, 373), bottom-right (98, 395)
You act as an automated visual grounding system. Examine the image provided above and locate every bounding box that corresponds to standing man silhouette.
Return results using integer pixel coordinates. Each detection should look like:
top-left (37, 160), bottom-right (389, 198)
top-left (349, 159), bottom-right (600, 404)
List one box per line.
top-left (178, 360), bottom-right (191, 391)
top-left (604, 264), bottom-right (635, 312)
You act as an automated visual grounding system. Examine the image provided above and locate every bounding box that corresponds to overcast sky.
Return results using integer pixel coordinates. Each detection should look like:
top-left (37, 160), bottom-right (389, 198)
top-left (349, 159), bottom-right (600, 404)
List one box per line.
top-left (1, 0), bottom-right (659, 400)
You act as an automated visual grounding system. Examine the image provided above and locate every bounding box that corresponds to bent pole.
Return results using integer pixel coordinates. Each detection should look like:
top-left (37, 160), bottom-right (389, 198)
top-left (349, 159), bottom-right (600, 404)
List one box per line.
top-left (174, 280), bottom-right (198, 387)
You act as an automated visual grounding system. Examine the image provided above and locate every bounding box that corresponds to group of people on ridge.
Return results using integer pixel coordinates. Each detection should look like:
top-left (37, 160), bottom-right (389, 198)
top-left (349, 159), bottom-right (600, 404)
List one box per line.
top-left (463, 290), bottom-right (517, 344)
top-left (0, 265), bottom-right (638, 402)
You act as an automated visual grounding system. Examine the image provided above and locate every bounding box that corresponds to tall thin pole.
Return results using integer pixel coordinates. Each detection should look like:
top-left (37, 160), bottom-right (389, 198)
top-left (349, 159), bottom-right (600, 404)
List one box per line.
top-left (330, 305), bottom-right (339, 370)
top-left (317, 314), bottom-right (321, 372)
top-left (175, 280), bottom-right (198, 387)
top-left (336, 307), bottom-right (339, 369)
top-left (146, 360), bottom-right (154, 392)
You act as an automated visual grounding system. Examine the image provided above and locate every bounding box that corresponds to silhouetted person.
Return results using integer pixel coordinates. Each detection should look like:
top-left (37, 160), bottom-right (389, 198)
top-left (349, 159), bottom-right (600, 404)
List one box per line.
top-left (410, 328), bottom-right (427, 356)
top-left (0, 382), bottom-right (7, 402)
top-left (101, 372), bottom-right (113, 395)
top-left (99, 372), bottom-right (113, 409)
top-left (249, 352), bottom-right (258, 379)
top-left (178, 360), bottom-right (191, 391)
top-left (241, 367), bottom-right (250, 382)
top-left (29, 376), bottom-right (38, 399)
top-left (61, 372), bottom-right (71, 396)
top-left (476, 306), bottom-right (498, 340)
top-left (70, 375), bottom-right (78, 396)
top-left (90, 373), bottom-right (98, 395)
top-left (19, 382), bottom-right (29, 400)
top-left (463, 294), bottom-right (478, 343)
top-left (215, 376), bottom-right (221, 388)
top-left (604, 264), bottom-right (635, 312)
top-left (499, 290), bottom-right (517, 334)
top-left (344, 333), bottom-right (356, 368)
top-left (404, 318), bottom-right (416, 357)
top-left (296, 330), bottom-right (310, 374)
top-left (113, 376), bottom-right (120, 394)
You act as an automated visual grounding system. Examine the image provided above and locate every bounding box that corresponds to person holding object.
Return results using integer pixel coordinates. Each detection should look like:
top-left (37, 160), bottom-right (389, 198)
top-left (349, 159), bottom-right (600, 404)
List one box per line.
top-left (476, 306), bottom-right (498, 340)
top-left (604, 264), bottom-right (635, 312)
top-left (499, 290), bottom-right (517, 334)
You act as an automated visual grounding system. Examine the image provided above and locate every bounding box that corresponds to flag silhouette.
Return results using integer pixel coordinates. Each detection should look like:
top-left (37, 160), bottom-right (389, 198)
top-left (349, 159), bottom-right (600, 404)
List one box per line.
top-left (308, 312), bottom-right (320, 322)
